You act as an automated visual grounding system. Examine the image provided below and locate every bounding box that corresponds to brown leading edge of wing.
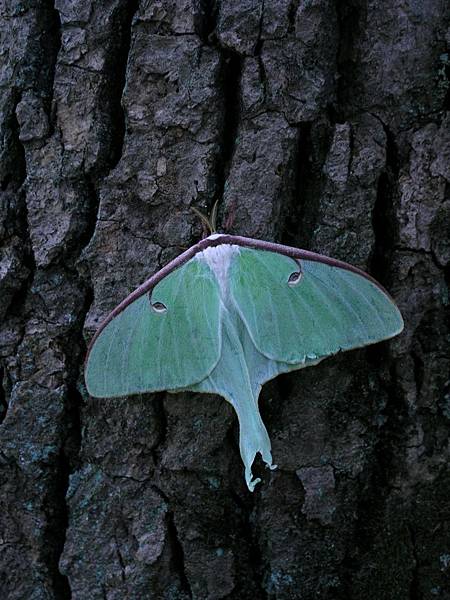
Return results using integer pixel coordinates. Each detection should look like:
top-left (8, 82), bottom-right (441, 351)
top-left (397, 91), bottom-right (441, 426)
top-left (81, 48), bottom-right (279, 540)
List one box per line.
top-left (85, 233), bottom-right (395, 360)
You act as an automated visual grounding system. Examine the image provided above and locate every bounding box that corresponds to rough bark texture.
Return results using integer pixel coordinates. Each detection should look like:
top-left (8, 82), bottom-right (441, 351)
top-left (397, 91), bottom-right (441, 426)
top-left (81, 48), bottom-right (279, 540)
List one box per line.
top-left (0, 1), bottom-right (449, 599)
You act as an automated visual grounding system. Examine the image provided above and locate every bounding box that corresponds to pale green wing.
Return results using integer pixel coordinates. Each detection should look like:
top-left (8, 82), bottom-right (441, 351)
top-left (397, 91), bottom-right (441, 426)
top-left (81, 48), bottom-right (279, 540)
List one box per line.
top-left (230, 248), bottom-right (403, 364)
top-left (85, 257), bottom-right (221, 398)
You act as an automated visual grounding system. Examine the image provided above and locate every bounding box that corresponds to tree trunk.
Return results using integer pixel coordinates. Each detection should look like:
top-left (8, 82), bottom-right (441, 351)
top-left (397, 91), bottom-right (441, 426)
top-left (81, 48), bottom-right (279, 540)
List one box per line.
top-left (0, 1), bottom-right (449, 598)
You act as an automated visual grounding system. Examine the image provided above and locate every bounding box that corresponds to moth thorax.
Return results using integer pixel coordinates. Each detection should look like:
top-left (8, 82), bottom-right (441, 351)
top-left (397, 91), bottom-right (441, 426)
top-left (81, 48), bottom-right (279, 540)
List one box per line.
top-left (198, 244), bottom-right (239, 298)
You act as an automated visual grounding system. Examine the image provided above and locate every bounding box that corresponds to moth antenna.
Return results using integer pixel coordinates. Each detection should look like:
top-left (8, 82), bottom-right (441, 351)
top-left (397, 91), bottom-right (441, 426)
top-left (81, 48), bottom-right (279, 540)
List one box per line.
top-left (191, 206), bottom-right (214, 234)
top-left (210, 198), bottom-right (220, 233)
top-left (223, 199), bottom-right (237, 231)
top-left (191, 199), bottom-right (221, 235)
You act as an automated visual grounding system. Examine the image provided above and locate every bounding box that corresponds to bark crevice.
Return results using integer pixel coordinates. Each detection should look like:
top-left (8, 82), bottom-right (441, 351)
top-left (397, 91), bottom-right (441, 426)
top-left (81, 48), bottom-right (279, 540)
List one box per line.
top-left (335, 0), bottom-right (361, 121)
top-left (47, 450), bottom-right (73, 600)
top-left (194, 0), bottom-right (218, 45)
top-left (2, 105), bottom-right (26, 191)
top-left (167, 511), bottom-right (193, 598)
top-left (42, 0), bottom-right (62, 132)
top-left (370, 122), bottom-right (399, 284)
top-left (408, 524), bottom-right (420, 600)
top-left (0, 367), bottom-right (7, 425)
top-left (229, 489), bottom-right (269, 599)
top-left (214, 50), bottom-right (243, 226)
top-left (281, 122), bottom-right (313, 248)
top-left (98, 0), bottom-right (140, 174)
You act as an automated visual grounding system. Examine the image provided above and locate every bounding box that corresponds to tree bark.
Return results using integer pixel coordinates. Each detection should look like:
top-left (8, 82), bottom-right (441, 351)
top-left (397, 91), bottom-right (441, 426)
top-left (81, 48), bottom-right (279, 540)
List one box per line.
top-left (0, 1), bottom-right (449, 598)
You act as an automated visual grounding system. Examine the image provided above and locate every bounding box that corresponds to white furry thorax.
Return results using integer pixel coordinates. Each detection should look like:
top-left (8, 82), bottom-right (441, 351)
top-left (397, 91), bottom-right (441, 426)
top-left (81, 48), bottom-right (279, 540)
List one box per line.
top-left (197, 243), bottom-right (239, 298)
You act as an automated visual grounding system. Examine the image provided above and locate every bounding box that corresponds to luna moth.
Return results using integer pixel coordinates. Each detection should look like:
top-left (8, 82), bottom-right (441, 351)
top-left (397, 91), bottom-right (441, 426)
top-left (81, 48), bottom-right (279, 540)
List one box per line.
top-left (85, 234), bottom-right (403, 491)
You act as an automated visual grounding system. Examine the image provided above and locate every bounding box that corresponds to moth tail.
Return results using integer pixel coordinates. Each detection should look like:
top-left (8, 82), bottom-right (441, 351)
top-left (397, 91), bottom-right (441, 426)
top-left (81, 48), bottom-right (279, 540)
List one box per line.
top-left (231, 392), bottom-right (277, 492)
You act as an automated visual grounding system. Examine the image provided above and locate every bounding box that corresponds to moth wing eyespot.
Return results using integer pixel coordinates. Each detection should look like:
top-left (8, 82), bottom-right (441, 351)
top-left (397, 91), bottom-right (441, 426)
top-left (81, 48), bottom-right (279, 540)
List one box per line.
top-left (287, 261), bottom-right (303, 286)
top-left (152, 301), bottom-right (167, 313)
top-left (148, 293), bottom-right (167, 313)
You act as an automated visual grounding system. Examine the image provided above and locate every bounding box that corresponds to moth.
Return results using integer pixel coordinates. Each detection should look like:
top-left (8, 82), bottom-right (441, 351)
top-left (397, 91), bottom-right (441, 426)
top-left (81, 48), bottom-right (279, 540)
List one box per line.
top-left (85, 234), bottom-right (403, 491)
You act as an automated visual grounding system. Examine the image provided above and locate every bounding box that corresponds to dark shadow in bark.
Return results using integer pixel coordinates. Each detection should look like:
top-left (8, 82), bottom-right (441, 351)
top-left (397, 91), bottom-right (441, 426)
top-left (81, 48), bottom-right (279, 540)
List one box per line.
top-left (167, 511), bottom-right (193, 598)
top-left (0, 367), bottom-right (7, 425)
top-left (213, 50), bottom-right (243, 224)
